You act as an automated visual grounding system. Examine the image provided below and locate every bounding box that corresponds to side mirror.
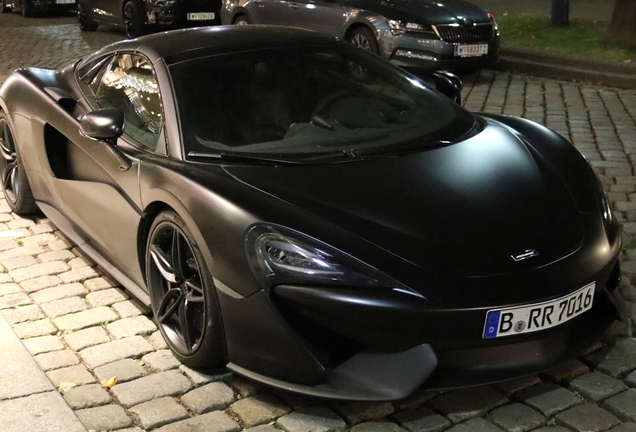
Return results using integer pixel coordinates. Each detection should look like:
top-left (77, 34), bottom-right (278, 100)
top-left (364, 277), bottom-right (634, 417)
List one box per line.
top-left (433, 70), bottom-right (462, 105)
top-left (80, 107), bottom-right (125, 143)
top-left (79, 108), bottom-right (131, 171)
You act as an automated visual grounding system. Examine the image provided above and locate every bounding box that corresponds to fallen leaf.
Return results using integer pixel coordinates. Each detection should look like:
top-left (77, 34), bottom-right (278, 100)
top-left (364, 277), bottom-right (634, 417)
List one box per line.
top-left (101, 376), bottom-right (118, 390)
top-left (58, 382), bottom-right (77, 393)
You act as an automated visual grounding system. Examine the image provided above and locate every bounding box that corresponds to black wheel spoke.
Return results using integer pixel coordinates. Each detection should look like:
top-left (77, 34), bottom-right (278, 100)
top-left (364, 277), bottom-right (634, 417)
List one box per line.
top-left (185, 279), bottom-right (204, 298)
top-left (157, 287), bottom-right (184, 323)
top-left (150, 243), bottom-right (177, 283)
top-left (179, 299), bottom-right (194, 350)
top-left (171, 230), bottom-right (186, 282)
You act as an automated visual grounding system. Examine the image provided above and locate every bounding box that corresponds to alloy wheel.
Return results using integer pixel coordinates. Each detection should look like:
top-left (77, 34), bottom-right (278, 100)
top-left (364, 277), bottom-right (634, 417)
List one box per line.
top-left (351, 33), bottom-right (372, 51)
top-left (0, 117), bottom-right (20, 206)
top-left (148, 220), bottom-right (206, 356)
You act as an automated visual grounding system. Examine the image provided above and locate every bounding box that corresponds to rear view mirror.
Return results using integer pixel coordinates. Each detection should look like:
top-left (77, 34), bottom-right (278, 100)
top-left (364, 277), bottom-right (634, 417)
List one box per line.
top-left (79, 108), bottom-right (131, 171)
top-left (433, 70), bottom-right (462, 105)
top-left (80, 107), bottom-right (125, 143)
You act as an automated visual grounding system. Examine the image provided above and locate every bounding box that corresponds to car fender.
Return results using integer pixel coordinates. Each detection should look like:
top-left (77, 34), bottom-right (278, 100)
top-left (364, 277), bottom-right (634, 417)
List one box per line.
top-left (343, 12), bottom-right (393, 58)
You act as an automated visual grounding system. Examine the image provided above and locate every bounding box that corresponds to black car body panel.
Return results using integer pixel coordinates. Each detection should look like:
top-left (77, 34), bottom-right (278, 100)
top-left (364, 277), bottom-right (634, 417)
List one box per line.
top-left (0, 26), bottom-right (621, 400)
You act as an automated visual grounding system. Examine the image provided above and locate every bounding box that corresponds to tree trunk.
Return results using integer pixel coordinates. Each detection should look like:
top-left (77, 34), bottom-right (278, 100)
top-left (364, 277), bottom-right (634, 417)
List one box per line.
top-left (551, 0), bottom-right (570, 26)
top-left (608, 0), bottom-right (636, 48)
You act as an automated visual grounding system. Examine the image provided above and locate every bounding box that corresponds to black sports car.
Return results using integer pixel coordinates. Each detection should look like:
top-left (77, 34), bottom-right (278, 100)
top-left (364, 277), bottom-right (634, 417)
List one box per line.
top-left (0, 26), bottom-right (622, 401)
top-left (77, 0), bottom-right (220, 38)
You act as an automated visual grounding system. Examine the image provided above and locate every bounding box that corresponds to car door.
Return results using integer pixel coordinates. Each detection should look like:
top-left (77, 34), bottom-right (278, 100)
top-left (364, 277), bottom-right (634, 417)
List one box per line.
top-left (53, 52), bottom-right (166, 289)
top-left (282, 0), bottom-right (349, 36)
top-left (247, 0), bottom-right (288, 24)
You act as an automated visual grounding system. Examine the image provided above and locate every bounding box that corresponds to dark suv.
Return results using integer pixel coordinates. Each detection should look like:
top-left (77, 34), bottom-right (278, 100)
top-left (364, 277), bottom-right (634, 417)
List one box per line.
top-left (2, 0), bottom-right (75, 17)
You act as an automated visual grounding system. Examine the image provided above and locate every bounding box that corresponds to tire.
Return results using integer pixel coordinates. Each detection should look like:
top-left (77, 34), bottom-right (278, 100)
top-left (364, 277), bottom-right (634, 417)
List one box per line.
top-left (122, 0), bottom-right (146, 39)
top-left (146, 210), bottom-right (225, 368)
top-left (233, 14), bottom-right (251, 25)
top-left (77, 0), bottom-right (98, 31)
top-left (0, 112), bottom-right (37, 215)
top-left (1, 0), bottom-right (11, 14)
top-left (348, 26), bottom-right (380, 56)
top-left (21, 0), bottom-right (34, 17)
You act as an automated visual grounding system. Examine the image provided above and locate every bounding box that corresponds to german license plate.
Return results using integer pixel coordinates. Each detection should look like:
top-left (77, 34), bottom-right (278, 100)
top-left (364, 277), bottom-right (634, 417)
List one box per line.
top-left (483, 282), bottom-right (595, 339)
top-left (187, 12), bottom-right (215, 20)
top-left (454, 44), bottom-right (488, 57)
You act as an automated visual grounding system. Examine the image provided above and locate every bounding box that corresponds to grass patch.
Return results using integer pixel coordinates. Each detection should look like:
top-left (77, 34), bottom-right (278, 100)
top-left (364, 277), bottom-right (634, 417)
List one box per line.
top-left (493, 12), bottom-right (636, 64)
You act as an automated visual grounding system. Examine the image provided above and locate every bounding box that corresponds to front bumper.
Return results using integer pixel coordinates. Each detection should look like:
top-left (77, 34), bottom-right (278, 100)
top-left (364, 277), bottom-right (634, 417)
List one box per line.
top-left (377, 29), bottom-right (500, 71)
top-left (145, 0), bottom-right (220, 27)
top-left (218, 254), bottom-right (622, 400)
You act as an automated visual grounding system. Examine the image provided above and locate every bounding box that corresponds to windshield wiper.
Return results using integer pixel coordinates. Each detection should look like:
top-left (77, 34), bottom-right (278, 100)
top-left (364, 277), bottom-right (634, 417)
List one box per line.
top-left (187, 151), bottom-right (300, 165)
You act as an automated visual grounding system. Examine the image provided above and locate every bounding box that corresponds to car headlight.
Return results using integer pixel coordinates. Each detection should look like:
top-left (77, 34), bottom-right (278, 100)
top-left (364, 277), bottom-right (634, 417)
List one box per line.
top-left (387, 20), bottom-right (434, 35)
top-left (245, 224), bottom-right (401, 289)
top-left (488, 12), bottom-right (499, 34)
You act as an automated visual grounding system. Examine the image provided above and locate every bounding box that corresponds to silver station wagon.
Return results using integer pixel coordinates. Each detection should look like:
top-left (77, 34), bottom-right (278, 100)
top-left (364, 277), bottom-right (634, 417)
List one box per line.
top-left (220, 0), bottom-right (500, 71)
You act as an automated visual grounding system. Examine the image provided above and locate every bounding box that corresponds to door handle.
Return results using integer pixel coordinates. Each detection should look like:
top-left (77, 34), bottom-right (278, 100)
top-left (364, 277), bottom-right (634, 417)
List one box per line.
top-left (289, 3), bottom-right (299, 8)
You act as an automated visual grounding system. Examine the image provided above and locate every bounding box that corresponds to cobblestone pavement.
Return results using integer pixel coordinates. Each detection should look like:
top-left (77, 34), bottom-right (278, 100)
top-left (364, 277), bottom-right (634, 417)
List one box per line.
top-left (3, 17), bottom-right (636, 432)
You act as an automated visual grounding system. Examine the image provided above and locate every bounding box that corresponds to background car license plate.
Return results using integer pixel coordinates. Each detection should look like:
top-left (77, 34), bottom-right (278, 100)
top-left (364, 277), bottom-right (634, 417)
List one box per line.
top-left (483, 282), bottom-right (595, 339)
top-left (454, 44), bottom-right (488, 57)
top-left (187, 12), bottom-right (215, 20)
top-left (55, 0), bottom-right (74, 3)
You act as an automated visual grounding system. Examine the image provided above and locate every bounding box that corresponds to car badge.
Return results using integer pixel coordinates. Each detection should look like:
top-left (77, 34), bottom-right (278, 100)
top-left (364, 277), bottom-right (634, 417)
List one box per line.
top-left (460, 17), bottom-right (474, 27)
top-left (511, 249), bottom-right (539, 262)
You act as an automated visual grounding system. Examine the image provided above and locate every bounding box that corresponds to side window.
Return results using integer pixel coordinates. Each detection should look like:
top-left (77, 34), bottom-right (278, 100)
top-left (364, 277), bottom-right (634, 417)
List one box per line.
top-left (94, 53), bottom-right (163, 151)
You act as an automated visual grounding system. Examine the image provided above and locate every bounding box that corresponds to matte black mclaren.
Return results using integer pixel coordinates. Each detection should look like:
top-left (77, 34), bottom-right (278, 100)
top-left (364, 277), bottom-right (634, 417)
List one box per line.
top-left (0, 26), bottom-right (622, 400)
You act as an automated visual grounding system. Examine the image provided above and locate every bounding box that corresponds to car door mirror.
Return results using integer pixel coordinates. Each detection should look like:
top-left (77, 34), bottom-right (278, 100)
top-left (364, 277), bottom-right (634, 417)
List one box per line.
top-left (80, 107), bottom-right (125, 143)
top-left (433, 70), bottom-right (462, 105)
top-left (80, 108), bottom-right (132, 171)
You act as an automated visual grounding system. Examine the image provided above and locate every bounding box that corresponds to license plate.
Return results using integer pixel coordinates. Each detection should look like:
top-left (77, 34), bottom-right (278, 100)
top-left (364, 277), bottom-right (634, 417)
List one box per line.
top-left (187, 12), bottom-right (215, 20)
top-left (483, 282), bottom-right (595, 339)
top-left (454, 44), bottom-right (488, 58)
top-left (56, 0), bottom-right (74, 4)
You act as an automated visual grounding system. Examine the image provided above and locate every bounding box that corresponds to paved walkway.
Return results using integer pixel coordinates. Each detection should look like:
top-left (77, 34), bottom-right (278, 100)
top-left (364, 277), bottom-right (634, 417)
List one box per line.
top-left (2, 12), bottom-right (636, 432)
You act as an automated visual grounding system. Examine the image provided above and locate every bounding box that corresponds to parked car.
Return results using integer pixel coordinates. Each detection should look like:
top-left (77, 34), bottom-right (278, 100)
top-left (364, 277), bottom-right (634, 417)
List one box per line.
top-left (0, 26), bottom-right (621, 400)
top-left (220, 0), bottom-right (500, 71)
top-left (1, 0), bottom-right (75, 17)
top-left (77, 0), bottom-right (221, 38)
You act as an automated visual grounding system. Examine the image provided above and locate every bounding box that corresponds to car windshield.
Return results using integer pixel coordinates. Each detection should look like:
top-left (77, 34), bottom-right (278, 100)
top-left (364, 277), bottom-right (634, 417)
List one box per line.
top-left (169, 44), bottom-right (476, 162)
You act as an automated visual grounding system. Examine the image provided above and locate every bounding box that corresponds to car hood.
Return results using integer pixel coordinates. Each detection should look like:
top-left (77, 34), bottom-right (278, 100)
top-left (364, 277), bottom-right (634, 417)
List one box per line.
top-left (347, 0), bottom-right (491, 25)
top-left (225, 123), bottom-right (584, 278)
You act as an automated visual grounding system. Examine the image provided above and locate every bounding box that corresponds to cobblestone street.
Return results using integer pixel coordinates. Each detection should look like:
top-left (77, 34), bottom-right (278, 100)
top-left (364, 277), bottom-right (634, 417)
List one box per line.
top-left (2, 15), bottom-right (636, 432)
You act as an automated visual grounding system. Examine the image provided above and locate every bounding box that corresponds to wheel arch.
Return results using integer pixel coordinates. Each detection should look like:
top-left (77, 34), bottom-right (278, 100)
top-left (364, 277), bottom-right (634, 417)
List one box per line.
top-left (230, 9), bottom-right (252, 24)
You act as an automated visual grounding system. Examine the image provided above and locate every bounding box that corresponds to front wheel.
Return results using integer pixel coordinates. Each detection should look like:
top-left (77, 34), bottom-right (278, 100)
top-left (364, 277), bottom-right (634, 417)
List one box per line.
top-left (233, 15), bottom-right (251, 25)
top-left (0, 112), bottom-right (37, 215)
top-left (348, 26), bottom-right (380, 56)
top-left (78, 0), bottom-right (98, 31)
top-left (122, 0), bottom-right (146, 38)
top-left (146, 210), bottom-right (225, 367)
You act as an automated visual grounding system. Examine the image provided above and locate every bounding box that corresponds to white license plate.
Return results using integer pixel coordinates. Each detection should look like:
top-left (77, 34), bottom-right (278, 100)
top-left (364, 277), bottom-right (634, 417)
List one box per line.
top-left (483, 282), bottom-right (595, 339)
top-left (454, 44), bottom-right (488, 58)
top-left (187, 12), bottom-right (215, 20)
top-left (56, 0), bottom-right (74, 4)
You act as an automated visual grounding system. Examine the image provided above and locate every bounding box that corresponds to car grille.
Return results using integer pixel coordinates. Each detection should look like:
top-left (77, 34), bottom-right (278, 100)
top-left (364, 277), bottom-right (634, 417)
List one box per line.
top-left (435, 23), bottom-right (493, 43)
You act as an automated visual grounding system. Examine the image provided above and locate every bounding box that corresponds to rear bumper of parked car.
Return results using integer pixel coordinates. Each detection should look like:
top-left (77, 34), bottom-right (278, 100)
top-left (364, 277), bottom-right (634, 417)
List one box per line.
top-left (28, 0), bottom-right (75, 10)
